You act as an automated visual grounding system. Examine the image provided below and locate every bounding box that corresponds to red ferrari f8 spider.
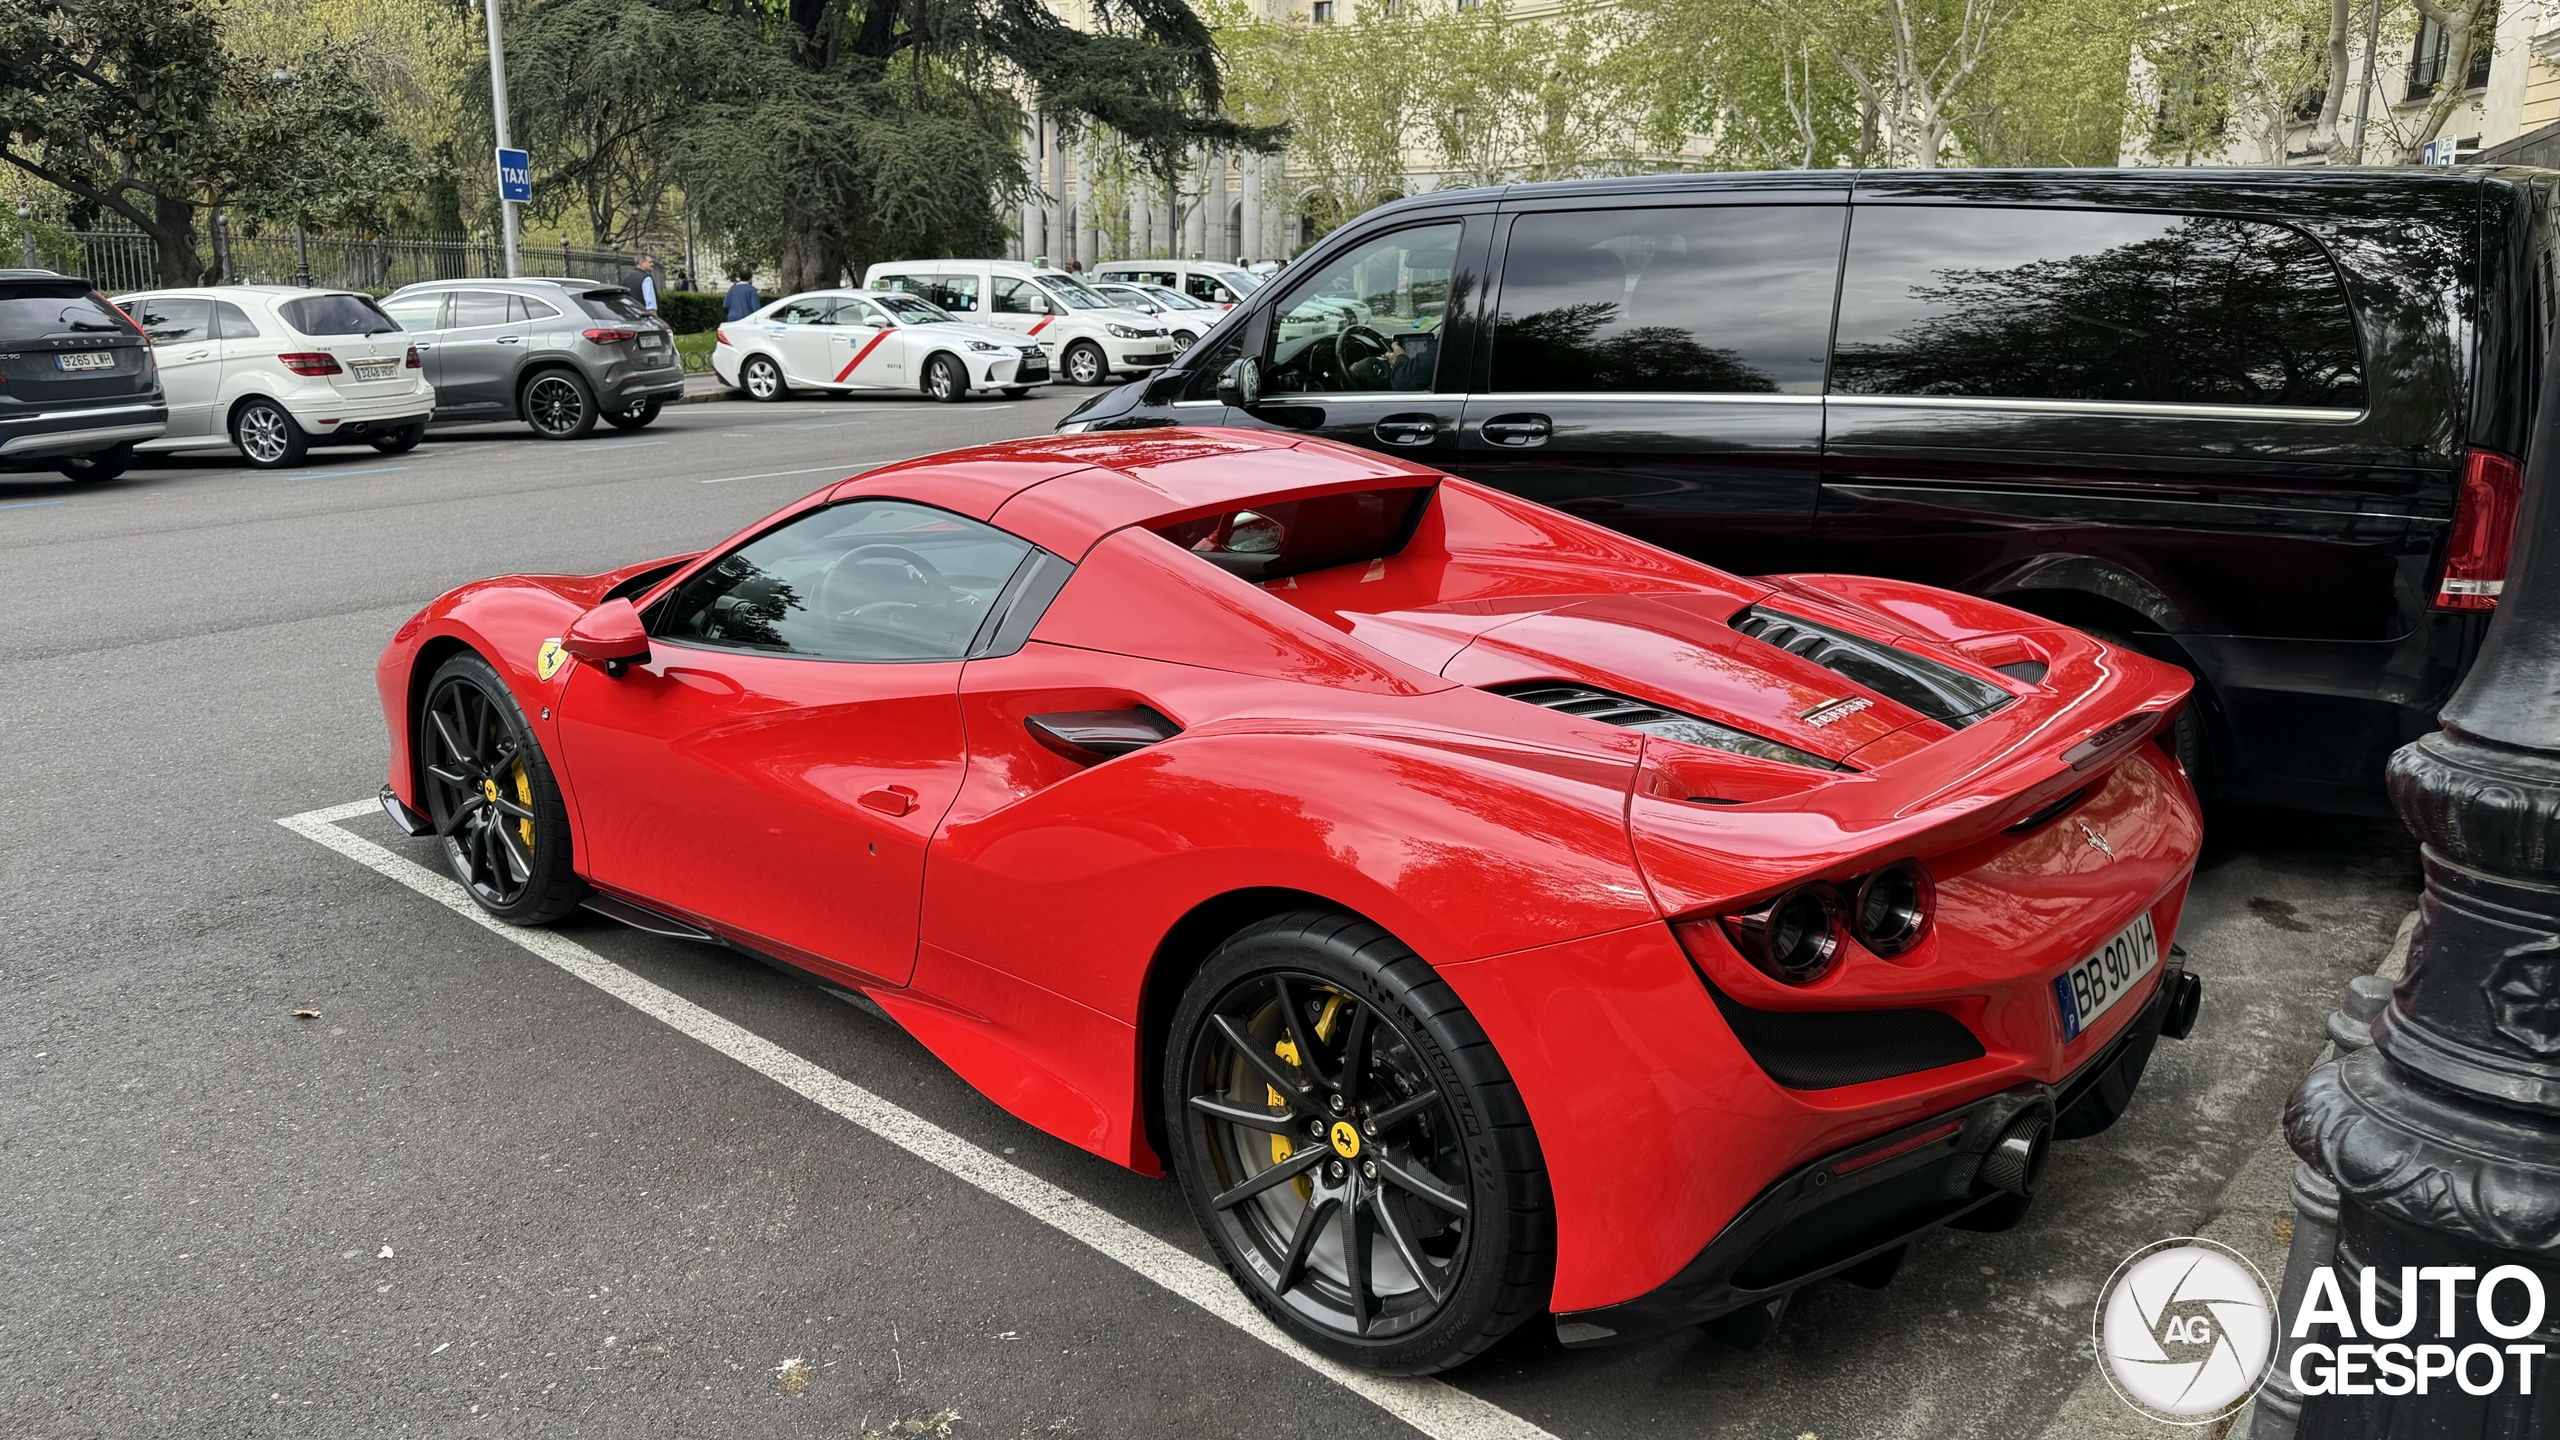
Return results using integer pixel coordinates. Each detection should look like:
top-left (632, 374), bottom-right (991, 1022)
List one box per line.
top-left (375, 427), bottom-right (2203, 1373)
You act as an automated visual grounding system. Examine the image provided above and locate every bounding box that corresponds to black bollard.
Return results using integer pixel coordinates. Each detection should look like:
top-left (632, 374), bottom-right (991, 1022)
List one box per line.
top-left (2284, 319), bottom-right (2560, 1436)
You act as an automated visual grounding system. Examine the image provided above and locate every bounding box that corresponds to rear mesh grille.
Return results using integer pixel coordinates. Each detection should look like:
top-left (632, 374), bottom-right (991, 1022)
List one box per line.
top-left (1489, 681), bottom-right (1843, 770)
top-left (1703, 977), bottom-right (1986, 1090)
top-left (1730, 606), bottom-right (2013, 729)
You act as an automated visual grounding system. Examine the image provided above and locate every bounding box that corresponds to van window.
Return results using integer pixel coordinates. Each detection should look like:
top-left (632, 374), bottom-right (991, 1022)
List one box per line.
top-left (993, 278), bottom-right (1055, 315)
top-left (1831, 207), bottom-right (2366, 409)
top-left (1266, 222), bottom-right (1460, 395)
top-left (1489, 207), bottom-right (1843, 395)
top-left (883, 273), bottom-right (979, 313)
top-left (1185, 274), bottom-right (1239, 305)
top-left (1038, 275), bottom-right (1113, 310)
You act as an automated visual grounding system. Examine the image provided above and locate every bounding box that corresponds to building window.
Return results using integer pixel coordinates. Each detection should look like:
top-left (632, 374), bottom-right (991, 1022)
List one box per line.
top-left (2408, 15), bottom-right (2495, 100)
top-left (1311, 0), bottom-right (1333, 20)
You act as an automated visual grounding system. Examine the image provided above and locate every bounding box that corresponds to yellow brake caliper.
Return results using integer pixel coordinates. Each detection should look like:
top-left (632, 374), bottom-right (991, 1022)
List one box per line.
top-left (511, 760), bottom-right (535, 851)
top-left (1268, 991), bottom-right (1350, 1202)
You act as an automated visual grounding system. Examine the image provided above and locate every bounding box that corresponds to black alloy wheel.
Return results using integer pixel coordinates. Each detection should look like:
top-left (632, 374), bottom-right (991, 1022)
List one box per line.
top-left (56, 442), bottom-right (134, 482)
top-left (370, 422), bottom-right (425, 454)
top-left (416, 652), bottom-right (584, 924)
top-left (924, 353), bottom-right (968, 402)
top-left (1063, 341), bottom-right (1108, 387)
top-left (741, 354), bottom-right (787, 402)
top-left (604, 399), bottom-right (662, 431)
top-left (1167, 912), bottom-right (1553, 1373)
top-left (522, 370), bottom-right (598, 440)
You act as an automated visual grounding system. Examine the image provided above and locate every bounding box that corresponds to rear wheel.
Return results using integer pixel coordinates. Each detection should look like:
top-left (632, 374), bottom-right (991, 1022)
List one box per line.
top-left (416, 652), bottom-right (584, 924)
top-left (605, 399), bottom-right (662, 430)
top-left (370, 422), bottom-right (425, 454)
top-left (57, 442), bottom-right (134, 482)
top-left (231, 399), bottom-right (307, 468)
top-left (2081, 625), bottom-right (2210, 789)
top-left (923, 353), bottom-right (969, 402)
top-left (523, 370), bottom-right (597, 440)
top-left (1166, 912), bottom-right (1553, 1374)
top-left (741, 354), bottom-right (787, 402)
top-left (1000, 386), bottom-right (1031, 400)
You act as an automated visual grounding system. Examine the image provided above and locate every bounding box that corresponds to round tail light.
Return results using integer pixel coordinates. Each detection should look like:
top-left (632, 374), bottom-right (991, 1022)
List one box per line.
top-left (1853, 861), bottom-right (1935, 956)
top-left (1722, 883), bottom-right (1846, 984)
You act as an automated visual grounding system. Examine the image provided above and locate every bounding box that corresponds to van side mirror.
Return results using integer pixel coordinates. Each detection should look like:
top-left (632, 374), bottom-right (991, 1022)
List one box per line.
top-left (563, 597), bottom-right (650, 675)
top-left (1217, 356), bottom-right (1262, 410)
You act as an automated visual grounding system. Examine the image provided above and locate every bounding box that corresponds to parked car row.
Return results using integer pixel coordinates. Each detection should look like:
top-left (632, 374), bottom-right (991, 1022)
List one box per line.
top-left (0, 270), bottom-right (684, 479)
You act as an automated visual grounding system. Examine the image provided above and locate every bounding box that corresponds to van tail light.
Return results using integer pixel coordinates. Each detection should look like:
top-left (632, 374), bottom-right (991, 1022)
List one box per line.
top-left (404, 346), bottom-right (422, 369)
top-left (278, 352), bottom-right (342, 376)
top-left (2437, 448), bottom-right (2524, 610)
top-left (583, 327), bottom-right (639, 345)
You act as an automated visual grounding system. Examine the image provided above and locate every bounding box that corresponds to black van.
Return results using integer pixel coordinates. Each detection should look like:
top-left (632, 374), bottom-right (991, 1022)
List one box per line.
top-left (0, 269), bottom-right (166, 481)
top-left (1060, 168), bottom-right (2554, 814)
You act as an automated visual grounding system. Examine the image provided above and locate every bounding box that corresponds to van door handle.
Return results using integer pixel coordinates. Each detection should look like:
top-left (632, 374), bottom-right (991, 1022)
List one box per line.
top-left (1480, 413), bottom-right (1551, 447)
top-left (859, 785), bottom-right (919, 817)
top-left (1373, 414), bottom-right (1438, 446)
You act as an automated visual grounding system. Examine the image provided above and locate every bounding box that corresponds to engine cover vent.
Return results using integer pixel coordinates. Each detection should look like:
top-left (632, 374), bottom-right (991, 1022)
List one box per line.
top-left (1489, 681), bottom-right (1844, 771)
top-left (1730, 606), bottom-right (2014, 729)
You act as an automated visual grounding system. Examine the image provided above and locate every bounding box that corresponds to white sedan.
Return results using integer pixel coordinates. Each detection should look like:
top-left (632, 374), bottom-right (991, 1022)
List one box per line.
top-left (113, 286), bottom-right (435, 469)
top-left (1089, 282), bottom-right (1219, 353)
top-left (714, 289), bottom-right (1051, 402)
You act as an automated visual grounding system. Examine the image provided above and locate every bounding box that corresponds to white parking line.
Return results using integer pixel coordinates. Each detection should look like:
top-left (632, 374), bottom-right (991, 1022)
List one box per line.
top-left (277, 800), bottom-right (1557, 1440)
top-left (699, 464), bottom-right (858, 485)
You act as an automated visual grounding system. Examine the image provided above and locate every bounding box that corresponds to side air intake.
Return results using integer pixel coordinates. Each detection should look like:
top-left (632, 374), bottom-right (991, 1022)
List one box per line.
top-left (1489, 681), bottom-right (1844, 771)
top-left (1701, 975), bottom-right (1987, 1089)
top-left (1730, 606), bottom-right (2013, 729)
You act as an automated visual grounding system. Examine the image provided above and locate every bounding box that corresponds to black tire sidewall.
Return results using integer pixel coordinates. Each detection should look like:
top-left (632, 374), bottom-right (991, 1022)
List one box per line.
top-left (2081, 625), bottom-right (2212, 791)
top-left (418, 651), bottom-right (586, 924)
top-left (743, 355), bottom-right (786, 401)
top-left (605, 400), bottom-right (661, 430)
top-left (1164, 911), bottom-right (1553, 1374)
top-left (370, 423), bottom-right (424, 453)
top-left (926, 355), bottom-right (966, 401)
top-left (231, 401), bottom-right (306, 468)
top-left (58, 442), bottom-right (134, 481)
top-left (1065, 342), bottom-right (1106, 386)
top-left (522, 370), bottom-right (597, 440)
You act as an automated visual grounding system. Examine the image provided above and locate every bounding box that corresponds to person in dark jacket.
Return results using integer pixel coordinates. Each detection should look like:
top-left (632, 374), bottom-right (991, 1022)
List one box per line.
top-left (723, 269), bottom-right (761, 321)
top-left (616, 254), bottom-right (660, 312)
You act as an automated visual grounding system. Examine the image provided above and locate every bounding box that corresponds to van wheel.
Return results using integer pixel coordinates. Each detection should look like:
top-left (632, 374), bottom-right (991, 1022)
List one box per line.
top-left (2082, 626), bottom-right (2211, 790)
top-left (741, 354), bottom-right (787, 402)
top-left (57, 442), bottom-right (134, 482)
top-left (923, 353), bottom-right (969, 402)
top-left (231, 400), bottom-right (308, 468)
top-left (523, 370), bottom-right (597, 440)
top-left (1063, 341), bottom-right (1108, 386)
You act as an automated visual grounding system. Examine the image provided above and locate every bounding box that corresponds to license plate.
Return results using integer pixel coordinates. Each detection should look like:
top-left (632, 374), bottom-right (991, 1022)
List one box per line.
top-left (2054, 912), bottom-right (2158, 1041)
top-left (351, 361), bottom-right (395, 381)
top-left (640, 335), bottom-right (666, 350)
top-left (57, 351), bottom-right (114, 372)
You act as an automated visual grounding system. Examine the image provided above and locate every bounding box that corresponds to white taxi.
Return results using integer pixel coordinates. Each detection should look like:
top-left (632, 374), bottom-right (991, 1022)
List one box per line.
top-left (713, 288), bottom-right (1050, 402)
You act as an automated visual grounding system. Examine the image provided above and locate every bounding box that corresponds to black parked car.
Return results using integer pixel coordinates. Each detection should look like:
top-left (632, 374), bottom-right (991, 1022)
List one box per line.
top-left (1061, 168), bottom-right (2554, 814)
top-left (0, 269), bottom-right (166, 481)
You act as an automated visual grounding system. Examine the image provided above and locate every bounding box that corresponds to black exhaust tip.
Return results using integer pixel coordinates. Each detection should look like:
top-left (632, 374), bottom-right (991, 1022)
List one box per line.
top-left (1978, 1112), bottom-right (2052, 1196)
top-left (2160, 970), bottom-right (2202, 1041)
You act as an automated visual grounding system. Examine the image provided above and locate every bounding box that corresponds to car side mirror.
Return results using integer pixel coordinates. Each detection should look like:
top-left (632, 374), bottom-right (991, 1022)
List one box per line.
top-left (563, 597), bottom-right (650, 675)
top-left (1217, 356), bottom-right (1262, 410)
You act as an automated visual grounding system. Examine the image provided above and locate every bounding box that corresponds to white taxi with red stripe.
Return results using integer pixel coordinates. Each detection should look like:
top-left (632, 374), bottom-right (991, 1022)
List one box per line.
top-left (860, 258), bottom-right (1175, 387)
top-left (712, 289), bottom-right (1050, 403)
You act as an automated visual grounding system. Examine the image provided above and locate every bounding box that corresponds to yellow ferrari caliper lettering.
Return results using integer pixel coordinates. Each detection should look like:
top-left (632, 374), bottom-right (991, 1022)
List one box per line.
top-left (513, 762), bottom-right (535, 851)
top-left (1270, 1034), bottom-right (1312, 1200)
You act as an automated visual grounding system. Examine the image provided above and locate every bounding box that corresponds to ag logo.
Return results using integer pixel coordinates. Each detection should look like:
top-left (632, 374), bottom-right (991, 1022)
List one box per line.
top-left (2095, 1237), bottom-right (2275, 1423)
top-left (536, 638), bottom-right (569, 681)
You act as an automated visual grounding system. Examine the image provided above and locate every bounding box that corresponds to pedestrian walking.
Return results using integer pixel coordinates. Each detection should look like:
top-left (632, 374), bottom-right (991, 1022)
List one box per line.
top-left (723, 269), bottom-right (761, 322)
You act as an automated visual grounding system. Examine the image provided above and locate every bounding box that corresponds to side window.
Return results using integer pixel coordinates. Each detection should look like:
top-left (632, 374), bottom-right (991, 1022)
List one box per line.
top-left (214, 301), bottom-right (262, 340)
top-left (771, 299), bottom-right (831, 326)
top-left (834, 298), bottom-right (883, 327)
top-left (449, 291), bottom-right (512, 329)
top-left (381, 294), bottom-right (446, 331)
top-left (1183, 334), bottom-right (1243, 402)
top-left (653, 500), bottom-right (1036, 662)
top-left (1266, 222), bottom-right (1460, 396)
top-left (1187, 275), bottom-right (1236, 305)
top-left (1830, 207), bottom-right (2366, 409)
top-left (513, 295), bottom-right (561, 321)
top-left (132, 296), bottom-right (214, 345)
top-left (1490, 207), bottom-right (1843, 395)
top-left (993, 278), bottom-right (1054, 315)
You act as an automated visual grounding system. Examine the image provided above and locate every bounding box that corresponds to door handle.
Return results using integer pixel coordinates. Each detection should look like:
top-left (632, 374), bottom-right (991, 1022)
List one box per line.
top-left (859, 785), bottom-right (919, 817)
top-left (1373, 413), bottom-right (1439, 446)
top-left (1025, 708), bottom-right (1180, 765)
top-left (495, 336), bottom-right (523, 345)
top-left (1479, 413), bottom-right (1551, 447)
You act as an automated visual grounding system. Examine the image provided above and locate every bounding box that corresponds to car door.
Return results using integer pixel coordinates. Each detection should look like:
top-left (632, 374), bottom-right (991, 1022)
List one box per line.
top-left (554, 497), bottom-right (1035, 987)
top-left (126, 295), bottom-right (219, 437)
top-left (762, 297), bottom-right (837, 383)
top-left (987, 277), bottom-right (1063, 357)
top-left (827, 296), bottom-right (903, 387)
top-left (1448, 195), bottom-right (1847, 578)
top-left (1219, 217), bottom-right (1476, 462)
top-left (379, 292), bottom-right (448, 391)
top-left (433, 290), bottom-right (523, 414)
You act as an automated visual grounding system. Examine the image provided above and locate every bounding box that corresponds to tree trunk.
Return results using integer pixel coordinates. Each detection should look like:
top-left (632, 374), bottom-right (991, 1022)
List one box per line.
top-left (778, 190), bottom-right (841, 293)
top-left (149, 193), bottom-right (203, 286)
top-left (2311, 0), bottom-right (2352, 152)
top-left (209, 203), bottom-right (231, 285)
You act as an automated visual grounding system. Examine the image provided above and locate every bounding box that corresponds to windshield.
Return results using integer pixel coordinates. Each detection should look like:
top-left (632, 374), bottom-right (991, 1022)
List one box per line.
top-left (1098, 287), bottom-right (1159, 312)
top-left (872, 292), bottom-right (955, 324)
top-left (279, 293), bottom-right (400, 337)
top-left (1147, 286), bottom-right (1210, 310)
top-left (0, 289), bottom-right (133, 341)
top-left (1215, 269), bottom-right (1263, 294)
top-left (1039, 275), bottom-right (1111, 310)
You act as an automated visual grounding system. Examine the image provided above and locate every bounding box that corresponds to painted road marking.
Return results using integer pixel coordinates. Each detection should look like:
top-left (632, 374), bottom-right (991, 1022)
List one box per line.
top-left (584, 440), bottom-right (670, 452)
top-left (701, 464), bottom-right (856, 486)
top-left (0, 498), bottom-right (68, 511)
top-left (278, 800), bottom-right (1557, 1440)
top-left (283, 465), bottom-right (411, 483)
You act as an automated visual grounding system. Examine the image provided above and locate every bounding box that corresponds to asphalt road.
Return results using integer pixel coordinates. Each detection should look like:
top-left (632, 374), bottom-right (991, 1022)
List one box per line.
top-left (0, 395), bottom-right (2422, 1439)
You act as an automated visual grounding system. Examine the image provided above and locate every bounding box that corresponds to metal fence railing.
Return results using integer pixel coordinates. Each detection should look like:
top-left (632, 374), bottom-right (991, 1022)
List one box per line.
top-left (56, 227), bottom-right (637, 296)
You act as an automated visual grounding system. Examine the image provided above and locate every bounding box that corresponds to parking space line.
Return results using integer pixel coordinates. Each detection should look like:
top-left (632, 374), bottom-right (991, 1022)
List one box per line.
top-left (0, 498), bottom-right (68, 511)
top-left (283, 465), bottom-right (411, 483)
top-left (277, 800), bottom-right (1555, 1440)
top-left (700, 465), bottom-right (856, 486)
top-left (784, 421), bottom-right (870, 431)
top-left (585, 440), bottom-right (670, 451)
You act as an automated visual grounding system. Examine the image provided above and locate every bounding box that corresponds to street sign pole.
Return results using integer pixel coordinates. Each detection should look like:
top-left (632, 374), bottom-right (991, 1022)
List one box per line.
top-left (482, 0), bottom-right (520, 278)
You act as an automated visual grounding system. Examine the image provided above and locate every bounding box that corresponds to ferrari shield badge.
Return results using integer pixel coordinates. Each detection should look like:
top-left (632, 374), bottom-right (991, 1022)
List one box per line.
top-left (536, 638), bottom-right (569, 681)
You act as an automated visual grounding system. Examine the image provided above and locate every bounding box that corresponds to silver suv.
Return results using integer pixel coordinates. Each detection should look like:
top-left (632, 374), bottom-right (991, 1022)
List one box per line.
top-left (380, 277), bottom-right (684, 439)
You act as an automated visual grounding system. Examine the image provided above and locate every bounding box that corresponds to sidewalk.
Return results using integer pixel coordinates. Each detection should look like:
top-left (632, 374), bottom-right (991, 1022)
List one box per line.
top-left (2034, 910), bottom-right (2418, 1440)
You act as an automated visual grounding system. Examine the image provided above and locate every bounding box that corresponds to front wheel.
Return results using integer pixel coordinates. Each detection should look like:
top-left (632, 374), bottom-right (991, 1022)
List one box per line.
top-left (1062, 341), bottom-right (1108, 387)
top-left (57, 442), bottom-right (134, 482)
top-left (923, 353), bottom-right (969, 403)
top-left (416, 652), bottom-right (584, 924)
top-left (523, 370), bottom-right (598, 440)
top-left (1166, 912), bottom-right (1553, 1374)
top-left (231, 400), bottom-right (308, 468)
top-left (604, 399), bottom-right (662, 430)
